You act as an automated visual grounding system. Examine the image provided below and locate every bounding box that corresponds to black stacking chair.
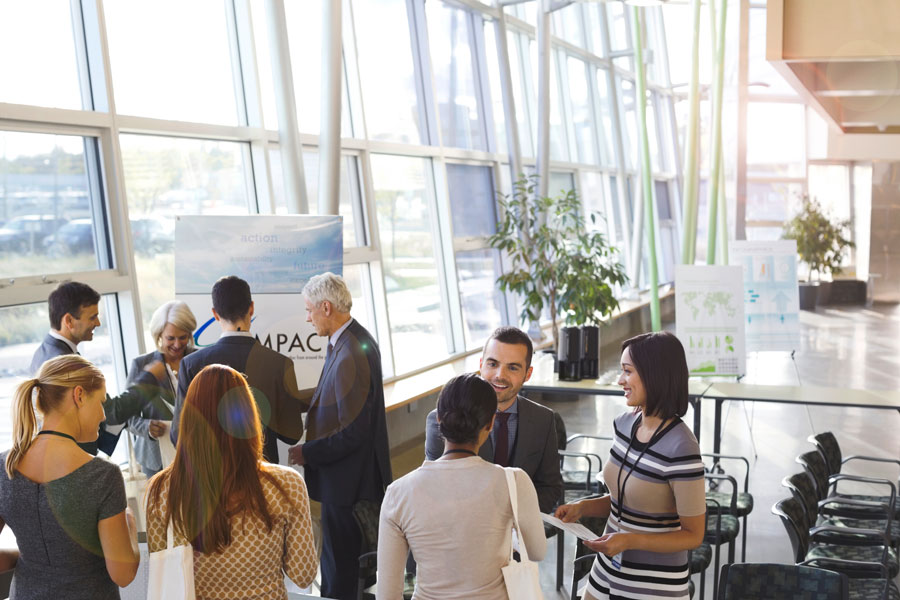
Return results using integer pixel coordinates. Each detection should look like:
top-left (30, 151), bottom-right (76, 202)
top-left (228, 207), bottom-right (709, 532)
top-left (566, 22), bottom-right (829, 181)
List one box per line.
top-left (810, 432), bottom-right (900, 521)
top-left (717, 562), bottom-right (848, 600)
top-left (705, 473), bottom-right (740, 595)
top-left (353, 499), bottom-right (413, 600)
top-left (773, 497), bottom-right (900, 600)
top-left (703, 452), bottom-right (754, 561)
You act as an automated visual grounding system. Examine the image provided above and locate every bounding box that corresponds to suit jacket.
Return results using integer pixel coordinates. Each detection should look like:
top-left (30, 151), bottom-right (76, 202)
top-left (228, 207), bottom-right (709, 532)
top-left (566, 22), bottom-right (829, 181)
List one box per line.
top-left (125, 349), bottom-right (194, 472)
top-left (171, 335), bottom-right (304, 463)
top-left (303, 319), bottom-right (392, 506)
top-left (30, 333), bottom-right (73, 374)
top-left (424, 395), bottom-right (562, 513)
top-left (29, 333), bottom-right (151, 454)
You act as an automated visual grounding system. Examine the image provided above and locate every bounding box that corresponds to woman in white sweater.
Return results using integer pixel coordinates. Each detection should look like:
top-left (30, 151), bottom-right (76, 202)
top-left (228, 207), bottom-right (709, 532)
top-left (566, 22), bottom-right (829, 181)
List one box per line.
top-left (377, 373), bottom-right (546, 599)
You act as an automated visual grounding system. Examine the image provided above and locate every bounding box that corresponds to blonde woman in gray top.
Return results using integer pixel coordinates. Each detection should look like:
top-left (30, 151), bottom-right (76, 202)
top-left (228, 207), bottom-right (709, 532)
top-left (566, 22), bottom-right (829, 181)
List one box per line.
top-left (377, 373), bottom-right (546, 599)
top-left (0, 355), bottom-right (139, 599)
top-left (556, 332), bottom-right (706, 600)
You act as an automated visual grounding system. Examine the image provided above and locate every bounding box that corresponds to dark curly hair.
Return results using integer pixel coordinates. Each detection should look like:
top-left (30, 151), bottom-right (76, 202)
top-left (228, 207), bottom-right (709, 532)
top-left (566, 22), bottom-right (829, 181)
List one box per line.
top-left (436, 373), bottom-right (497, 445)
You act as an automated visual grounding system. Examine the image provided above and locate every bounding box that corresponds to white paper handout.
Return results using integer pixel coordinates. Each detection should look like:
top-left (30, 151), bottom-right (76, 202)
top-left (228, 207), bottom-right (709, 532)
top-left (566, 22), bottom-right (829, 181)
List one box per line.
top-left (541, 513), bottom-right (601, 541)
top-left (157, 421), bottom-right (176, 468)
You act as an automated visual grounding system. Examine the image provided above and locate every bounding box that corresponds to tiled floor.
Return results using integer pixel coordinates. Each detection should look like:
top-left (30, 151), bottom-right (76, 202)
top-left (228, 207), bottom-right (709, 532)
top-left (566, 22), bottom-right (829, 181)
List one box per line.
top-left (390, 302), bottom-right (900, 599)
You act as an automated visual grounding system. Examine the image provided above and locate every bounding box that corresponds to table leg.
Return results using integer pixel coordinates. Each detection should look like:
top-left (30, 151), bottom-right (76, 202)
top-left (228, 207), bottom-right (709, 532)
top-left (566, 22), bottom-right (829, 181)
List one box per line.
top-left (713, 399), bottom-right (723, 455)
top-left (691, 397), bottom-right (702, 443)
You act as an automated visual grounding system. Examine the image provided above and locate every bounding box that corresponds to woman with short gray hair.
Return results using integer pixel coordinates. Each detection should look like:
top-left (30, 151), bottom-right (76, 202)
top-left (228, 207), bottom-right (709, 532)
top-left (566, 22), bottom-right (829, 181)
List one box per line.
top-left (127, 300), bottom-right (197, 478)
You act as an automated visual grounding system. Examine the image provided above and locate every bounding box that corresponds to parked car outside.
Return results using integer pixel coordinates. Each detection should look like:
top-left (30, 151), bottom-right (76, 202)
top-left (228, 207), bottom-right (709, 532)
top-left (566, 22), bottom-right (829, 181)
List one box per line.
top-left (43, 219), bottom-right (94, 256)
top-left (0, 215), bottom-right (68, 254)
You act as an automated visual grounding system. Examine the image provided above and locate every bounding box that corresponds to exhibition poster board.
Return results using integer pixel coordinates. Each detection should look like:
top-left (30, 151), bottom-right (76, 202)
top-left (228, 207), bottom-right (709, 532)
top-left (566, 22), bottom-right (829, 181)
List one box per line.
top-left (174, 215), bottom-right (342, 387)
top-left (675, 265), bottom-right (746, 376)
top-left (730, 240), bottom-right (801, 352)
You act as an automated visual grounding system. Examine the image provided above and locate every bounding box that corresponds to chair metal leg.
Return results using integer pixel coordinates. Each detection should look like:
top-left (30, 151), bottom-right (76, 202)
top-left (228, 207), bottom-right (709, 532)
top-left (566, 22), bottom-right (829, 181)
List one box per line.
top-left (712, 542), bottom-right (721, 600)
top-left (741, 515), bottom-right (748, 562)
top-left (698, 567), bottom-right (706, 600)
top-left (556, 531), bottom-right (564, 590)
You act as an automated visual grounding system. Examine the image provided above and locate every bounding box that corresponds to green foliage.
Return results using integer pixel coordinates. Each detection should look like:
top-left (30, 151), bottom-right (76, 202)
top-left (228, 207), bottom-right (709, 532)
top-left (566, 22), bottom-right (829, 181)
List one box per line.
top-left (782, 196), bottom-right (854, 282)
top-left (488, 175), bottom-right (628, 348)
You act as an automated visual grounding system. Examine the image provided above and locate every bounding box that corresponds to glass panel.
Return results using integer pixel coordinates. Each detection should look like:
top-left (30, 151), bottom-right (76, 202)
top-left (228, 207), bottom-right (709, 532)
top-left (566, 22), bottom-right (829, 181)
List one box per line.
top-left (808, 164), bottom-right (851, 222)
top-left (606, 2), bottom-right (633, 71)
top-left (483, 22), bottom-right (508, 154)
top-left (0, 1), bottom-right (83, 110)
top-left (745, 181), bottom-right (804, 222)
top-left (0, 131), bottom-right (103, 278)
top-left (299, 152), bottom-right (364, 246)
top-left (284, 0), bottom-right (353, 136)
top-left (105, 0), bottom-right (239, 125)
top-left (580, 171), bottom-right (609, 235)
top-left (250, 0), bottom-right (278, 129)
top-left (0, 298), bottom-right (120, 452)
top-left (508, 31), bottom-right (533, 158)
top-left (426, 2), bottom-right (486, 151)
top-left (120, 134), bottom-right (251, 341)
top-left (745, 226), bottom-right (785, 241)
top-left (344, 263), bottom-right (377, 341)
top-left (662, 3), bottom-right (711, 86)
top-left (595, 69), bottom-right (615, 167)
top-left (353, 0), bottom-right (423, 144)
top-left (655, 180), bottom-right (672, 220)
top-left (646, 95), bottom-right (662, 171)
top-left (747, 103), bottom-right (805, 177)
top-left (446, 164), bottom-right (496, 238)
top-left (455, 248), bottom-right (504, 348)
top-left (585, 4), bottom-right (605, 57)
top-left (567, 56), bottom-right (596, 165)
top-left (528, 41), bottom-right (566, 161)
top-left (549, 172), bottom-right (575, 198)
top-left (748, 8), bottom-right (797, 96)
top-left (552, 4), bottom-right (585, 49)
top-left (618, 77), bottom-right (638, 169)
top-left (371, 154), bottom-right (449, 373)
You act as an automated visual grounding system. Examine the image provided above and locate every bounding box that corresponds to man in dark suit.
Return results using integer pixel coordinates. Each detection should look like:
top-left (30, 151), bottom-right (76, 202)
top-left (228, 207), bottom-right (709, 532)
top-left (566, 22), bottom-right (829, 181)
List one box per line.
top-left (30, 281), bottom-right (101, 374)
top-left (171, 275), bottom-right (304, 463)
top-left (30, 281), bottom-right (155, 455)
top-left (288, 272), bottom-right (392, 600)
top-left (425, 326), bottom-right (562, 513)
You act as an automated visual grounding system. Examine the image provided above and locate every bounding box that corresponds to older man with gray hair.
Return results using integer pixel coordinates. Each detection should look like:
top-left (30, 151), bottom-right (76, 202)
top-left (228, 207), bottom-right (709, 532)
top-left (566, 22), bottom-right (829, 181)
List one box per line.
top-left (289, 272), bottom-right (392, 600)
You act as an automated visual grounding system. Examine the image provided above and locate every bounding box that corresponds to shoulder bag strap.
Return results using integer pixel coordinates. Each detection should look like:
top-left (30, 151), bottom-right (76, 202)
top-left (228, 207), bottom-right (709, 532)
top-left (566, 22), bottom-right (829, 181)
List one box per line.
top-left (503, 468), bottom-right (531, 563)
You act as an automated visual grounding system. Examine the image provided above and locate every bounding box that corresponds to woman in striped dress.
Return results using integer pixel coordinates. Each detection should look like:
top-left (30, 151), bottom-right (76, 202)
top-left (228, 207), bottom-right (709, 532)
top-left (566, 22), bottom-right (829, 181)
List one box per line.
top-left (555, 332), bottom-right (706, 599)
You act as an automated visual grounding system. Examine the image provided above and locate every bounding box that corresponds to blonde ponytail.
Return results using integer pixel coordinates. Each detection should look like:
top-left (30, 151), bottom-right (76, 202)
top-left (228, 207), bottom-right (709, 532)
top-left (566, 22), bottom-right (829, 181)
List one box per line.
top-left (5, 355), bottom-right (104, 478)
top-left (5, 379), bottom-right (41, 478)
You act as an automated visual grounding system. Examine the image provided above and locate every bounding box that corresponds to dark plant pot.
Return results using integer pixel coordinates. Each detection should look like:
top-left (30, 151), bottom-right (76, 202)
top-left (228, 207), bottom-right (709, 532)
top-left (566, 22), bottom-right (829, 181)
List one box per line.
top-left (798, 282), bottom-right (819, 311)
top-left (829, 280), bottom-right (867, 305)
top-left (816, 280), bottom-right (833, 306)
top-left (581, 325), bottom-right (600, 380)
top-left (557, 326), bottom-right (583, 382)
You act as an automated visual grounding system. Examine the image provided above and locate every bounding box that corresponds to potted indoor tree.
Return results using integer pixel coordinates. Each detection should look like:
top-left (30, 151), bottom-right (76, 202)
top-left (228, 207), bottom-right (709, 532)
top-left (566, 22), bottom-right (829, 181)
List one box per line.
top-left (488, 175), bottom-right (628, 369)
top-left (782, 196), bottom-right (854, 310)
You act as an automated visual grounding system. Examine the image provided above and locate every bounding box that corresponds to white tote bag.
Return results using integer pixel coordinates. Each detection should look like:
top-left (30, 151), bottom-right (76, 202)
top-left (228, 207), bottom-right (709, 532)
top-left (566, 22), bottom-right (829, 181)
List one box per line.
top-left (501, 468), bottom-right (544, 600)
top-left (147, 520), bottom-right (196, 600)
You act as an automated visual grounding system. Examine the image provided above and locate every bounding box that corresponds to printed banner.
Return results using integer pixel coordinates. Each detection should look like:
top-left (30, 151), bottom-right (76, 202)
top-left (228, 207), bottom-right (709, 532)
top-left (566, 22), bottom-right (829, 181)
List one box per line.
top-left (675, 265), bottom-right (746, 376)
top-left (730, 240), bottom-right (801, 352)
top-left (174, 215), bottom-right (342, 387)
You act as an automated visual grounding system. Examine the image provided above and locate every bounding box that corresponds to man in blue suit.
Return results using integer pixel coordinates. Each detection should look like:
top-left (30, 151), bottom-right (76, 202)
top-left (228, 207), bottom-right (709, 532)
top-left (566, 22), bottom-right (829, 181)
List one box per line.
top-left (171, 275), bottom-right (305, 463)
top-left (30, 281), bottom-right (101, 374)
top-left (288, 272), bottom-right (392, 600)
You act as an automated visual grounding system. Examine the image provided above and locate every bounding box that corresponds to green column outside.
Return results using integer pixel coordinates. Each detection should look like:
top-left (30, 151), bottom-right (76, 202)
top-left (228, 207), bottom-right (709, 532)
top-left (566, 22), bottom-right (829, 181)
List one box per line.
top-left (680, 0), bottom-right (703, 265)
top-left (706, 0), bottom-right (728, 265)
top-left (632, 7), bottom-right (661, 332)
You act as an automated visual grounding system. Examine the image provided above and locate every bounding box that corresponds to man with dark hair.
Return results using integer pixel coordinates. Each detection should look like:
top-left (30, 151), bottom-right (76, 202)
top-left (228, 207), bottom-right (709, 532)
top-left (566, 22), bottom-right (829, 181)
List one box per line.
top-left (171, 275), bottom-right (305, 463)
top-left (31, 281), bottom-right (158, 455)
top-left (30, 281), bottom-right (101, 373)
top-left (424, 326), bottom-right (562, 513)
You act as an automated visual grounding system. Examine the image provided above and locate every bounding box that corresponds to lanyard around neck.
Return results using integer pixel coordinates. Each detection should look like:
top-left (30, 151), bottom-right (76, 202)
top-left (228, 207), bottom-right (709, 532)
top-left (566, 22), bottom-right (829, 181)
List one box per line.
top-left (615, 415), bottom-right (668, 515)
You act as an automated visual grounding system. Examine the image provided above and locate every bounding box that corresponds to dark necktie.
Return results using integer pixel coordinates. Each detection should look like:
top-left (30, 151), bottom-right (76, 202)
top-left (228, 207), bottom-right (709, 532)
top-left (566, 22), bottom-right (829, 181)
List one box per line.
top-left (325, 342), bottom-right (334, 366)
top-left (494, 412), bottom-right (511, 467)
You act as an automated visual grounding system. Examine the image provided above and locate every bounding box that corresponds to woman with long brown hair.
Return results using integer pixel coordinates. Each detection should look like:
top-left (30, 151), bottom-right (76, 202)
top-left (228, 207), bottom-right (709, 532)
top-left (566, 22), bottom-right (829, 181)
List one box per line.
top-left (0, 354), bottom-right (140, 599)
top-left (145, 364), bottom-right (317, 599)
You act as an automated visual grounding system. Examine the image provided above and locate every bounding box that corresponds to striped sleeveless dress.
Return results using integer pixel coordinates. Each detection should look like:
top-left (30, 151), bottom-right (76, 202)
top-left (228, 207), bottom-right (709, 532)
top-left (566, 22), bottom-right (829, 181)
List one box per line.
top-left (585, 411), bottom-right (706, 600)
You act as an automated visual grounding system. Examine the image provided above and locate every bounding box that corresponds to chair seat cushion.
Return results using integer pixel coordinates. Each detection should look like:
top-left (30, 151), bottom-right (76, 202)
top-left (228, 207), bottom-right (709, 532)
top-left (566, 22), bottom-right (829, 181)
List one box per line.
top-left (706, 490), bottom-right (753, 516)
top-left (689, 542), bottom-right (712, 573)
top-left (848, 578), bottom-right (900, 600)
top-left (808, 544), bottom-right (899, 578)
top-left (705, 514), bottom-right (740, 544)
top-left (840, 494), bottom-right (900, 519)
top-left (562, 470), bottom-right (597, 490)
top-left (818, 514), bottom-right (900, 542)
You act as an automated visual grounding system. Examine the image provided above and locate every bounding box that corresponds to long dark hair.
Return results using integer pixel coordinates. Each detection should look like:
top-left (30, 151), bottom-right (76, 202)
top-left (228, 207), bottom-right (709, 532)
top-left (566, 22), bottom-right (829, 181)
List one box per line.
top-left (436, 373), bottom-right (497, 444)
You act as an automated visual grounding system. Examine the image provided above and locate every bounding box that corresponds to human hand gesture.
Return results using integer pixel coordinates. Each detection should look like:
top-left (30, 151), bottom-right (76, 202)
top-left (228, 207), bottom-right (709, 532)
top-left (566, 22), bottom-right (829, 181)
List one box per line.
top-left (584, 532), bottom-right (631, 557)
top-left (554, 502), bottom-right (584, 523)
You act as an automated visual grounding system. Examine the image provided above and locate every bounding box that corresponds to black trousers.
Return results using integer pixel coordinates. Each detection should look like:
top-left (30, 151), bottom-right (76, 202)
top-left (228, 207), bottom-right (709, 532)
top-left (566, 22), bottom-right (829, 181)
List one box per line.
top-left (320, 503), bottom-right (362, 600)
